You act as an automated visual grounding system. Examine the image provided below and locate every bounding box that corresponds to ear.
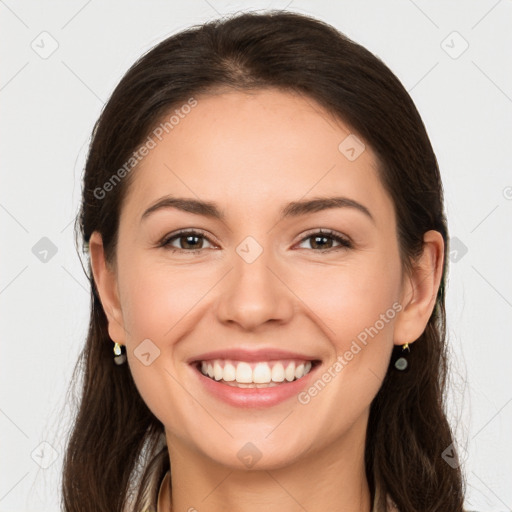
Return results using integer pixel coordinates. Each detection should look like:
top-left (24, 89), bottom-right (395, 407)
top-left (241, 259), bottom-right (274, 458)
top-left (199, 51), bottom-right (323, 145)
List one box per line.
top-left (88, 231), bottom-right (127, 345)
top-left (393, 230), bottom-right (445, 346)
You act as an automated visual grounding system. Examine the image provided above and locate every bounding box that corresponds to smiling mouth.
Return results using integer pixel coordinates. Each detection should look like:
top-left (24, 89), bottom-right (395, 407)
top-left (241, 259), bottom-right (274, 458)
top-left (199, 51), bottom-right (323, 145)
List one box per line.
top-left (193, 358), bottom-right (321, 388)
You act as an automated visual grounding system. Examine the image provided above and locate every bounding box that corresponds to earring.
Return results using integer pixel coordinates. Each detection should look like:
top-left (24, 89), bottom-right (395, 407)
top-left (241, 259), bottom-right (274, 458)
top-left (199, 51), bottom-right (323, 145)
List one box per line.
top-left (113, 342), bottom-right (127, 365)
top-left (394, 342), bottom-right (410, 371)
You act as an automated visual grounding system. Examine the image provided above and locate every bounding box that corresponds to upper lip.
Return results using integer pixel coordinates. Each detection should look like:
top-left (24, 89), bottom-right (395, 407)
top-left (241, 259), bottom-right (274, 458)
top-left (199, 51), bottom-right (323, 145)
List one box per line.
top-left (188, 348), bottom-right (320, 364)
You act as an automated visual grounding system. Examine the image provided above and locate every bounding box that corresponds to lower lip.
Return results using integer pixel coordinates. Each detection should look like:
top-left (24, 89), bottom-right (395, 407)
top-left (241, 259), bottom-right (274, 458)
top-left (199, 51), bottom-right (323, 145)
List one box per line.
top-left (191, 363), bottom-right (319, 408)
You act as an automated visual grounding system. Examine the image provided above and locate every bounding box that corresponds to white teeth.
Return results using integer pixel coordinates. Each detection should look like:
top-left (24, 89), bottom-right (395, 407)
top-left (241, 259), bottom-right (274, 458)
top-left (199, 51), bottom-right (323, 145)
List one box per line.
top-left (198, 359), bottom-right (315, 384)
top-left (271, 363), bottom-right (285, 382)
top-left (213, 361), bottom-right (223, 381)
top-left (235, 362), bottom-right (253, 383)
top-left (223, 362), bottom-right (236, 382)
top-left (285, 362), bottom-right (295, 382)
top-left (253, 363), bottom-right (272, 384)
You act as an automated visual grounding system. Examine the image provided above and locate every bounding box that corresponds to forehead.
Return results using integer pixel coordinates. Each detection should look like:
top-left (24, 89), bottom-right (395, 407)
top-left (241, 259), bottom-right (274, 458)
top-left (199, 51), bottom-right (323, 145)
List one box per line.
top-left (121, 88), bottom-right (393, 225)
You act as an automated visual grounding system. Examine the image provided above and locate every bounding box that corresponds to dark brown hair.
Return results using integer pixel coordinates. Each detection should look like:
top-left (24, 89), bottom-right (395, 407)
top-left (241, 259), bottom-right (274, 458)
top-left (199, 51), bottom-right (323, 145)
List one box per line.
top-left (62, 10), bottom-right (466, 511)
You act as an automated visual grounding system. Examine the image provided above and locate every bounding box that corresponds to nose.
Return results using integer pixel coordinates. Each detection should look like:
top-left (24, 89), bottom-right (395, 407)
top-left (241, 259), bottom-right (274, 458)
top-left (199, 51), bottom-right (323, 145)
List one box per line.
top-left (215, 242), bottom-right (295, 331)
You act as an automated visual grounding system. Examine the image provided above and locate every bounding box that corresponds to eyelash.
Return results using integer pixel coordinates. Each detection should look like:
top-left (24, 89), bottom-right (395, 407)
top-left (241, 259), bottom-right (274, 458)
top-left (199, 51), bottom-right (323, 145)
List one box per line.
top-left (158, 228), bottom-right (352, 254)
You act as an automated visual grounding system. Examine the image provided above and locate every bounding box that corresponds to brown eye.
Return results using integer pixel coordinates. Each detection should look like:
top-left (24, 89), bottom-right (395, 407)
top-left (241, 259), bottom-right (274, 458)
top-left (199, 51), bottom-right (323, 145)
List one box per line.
top-left (160, 230), bottom-right (215, 253)
top-left (297, 230), bottom-right (352, 251)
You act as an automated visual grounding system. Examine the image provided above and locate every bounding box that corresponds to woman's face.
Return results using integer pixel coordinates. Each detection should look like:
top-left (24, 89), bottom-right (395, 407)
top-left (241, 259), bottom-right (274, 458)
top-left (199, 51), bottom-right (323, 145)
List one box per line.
top-left (94, 89), bottom-right (410, 470)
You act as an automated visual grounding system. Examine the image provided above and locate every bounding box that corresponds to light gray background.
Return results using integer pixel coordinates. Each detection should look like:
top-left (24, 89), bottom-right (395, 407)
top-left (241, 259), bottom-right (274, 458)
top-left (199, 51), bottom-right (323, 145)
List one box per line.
top-left (1, 1), bottom-right (511, 511)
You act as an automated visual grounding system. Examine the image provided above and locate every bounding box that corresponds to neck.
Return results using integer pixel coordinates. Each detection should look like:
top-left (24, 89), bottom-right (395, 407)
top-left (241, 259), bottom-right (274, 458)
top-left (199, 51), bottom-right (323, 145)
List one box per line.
top-left (162, 420), bottom-right (372, 512)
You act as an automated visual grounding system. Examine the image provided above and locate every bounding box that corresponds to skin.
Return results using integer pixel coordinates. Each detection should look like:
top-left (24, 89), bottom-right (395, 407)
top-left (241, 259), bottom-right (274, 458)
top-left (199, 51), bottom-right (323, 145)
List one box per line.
top-left (89, 89), bottom-right (444, 512)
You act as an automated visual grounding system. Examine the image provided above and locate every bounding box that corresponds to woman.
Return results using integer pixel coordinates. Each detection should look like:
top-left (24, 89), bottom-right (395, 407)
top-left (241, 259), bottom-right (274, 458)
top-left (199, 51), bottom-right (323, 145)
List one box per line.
top-left (62, 10), bottom-right (467, 512)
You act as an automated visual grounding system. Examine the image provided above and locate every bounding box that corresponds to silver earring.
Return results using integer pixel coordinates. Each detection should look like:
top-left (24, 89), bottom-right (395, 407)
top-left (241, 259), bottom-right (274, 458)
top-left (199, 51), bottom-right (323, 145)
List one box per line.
top-left (113, 342), bottom-right (127, 365)
top-left (394, 343), bottom-right (410, 371)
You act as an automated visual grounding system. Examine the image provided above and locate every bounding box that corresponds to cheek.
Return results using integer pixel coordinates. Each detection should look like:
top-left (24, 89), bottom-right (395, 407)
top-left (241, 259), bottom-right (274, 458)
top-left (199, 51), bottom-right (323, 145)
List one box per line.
top-left (293, 260), bottom-right (401, 422)
top-left (114, 257), bottom-right (221, 421)
top-left (291, 254), bottom-right (402, 414)
top-left (297, 255), bottom-right (402, 346)
top-left (118, 257), bottom-right (212, 341)
top-left (115, 258), bottom-right (207, 424)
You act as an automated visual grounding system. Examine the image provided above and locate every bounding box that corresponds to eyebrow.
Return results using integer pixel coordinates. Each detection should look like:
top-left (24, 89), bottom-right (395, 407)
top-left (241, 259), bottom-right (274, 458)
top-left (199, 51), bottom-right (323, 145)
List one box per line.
top-left (141, 195), bottom-right (375, 224)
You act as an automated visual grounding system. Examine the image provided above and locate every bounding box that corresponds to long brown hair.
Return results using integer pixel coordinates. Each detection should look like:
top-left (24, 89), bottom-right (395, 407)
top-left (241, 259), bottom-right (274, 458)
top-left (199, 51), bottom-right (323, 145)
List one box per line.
top-left (62, 10), bottom-right (466, 511)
